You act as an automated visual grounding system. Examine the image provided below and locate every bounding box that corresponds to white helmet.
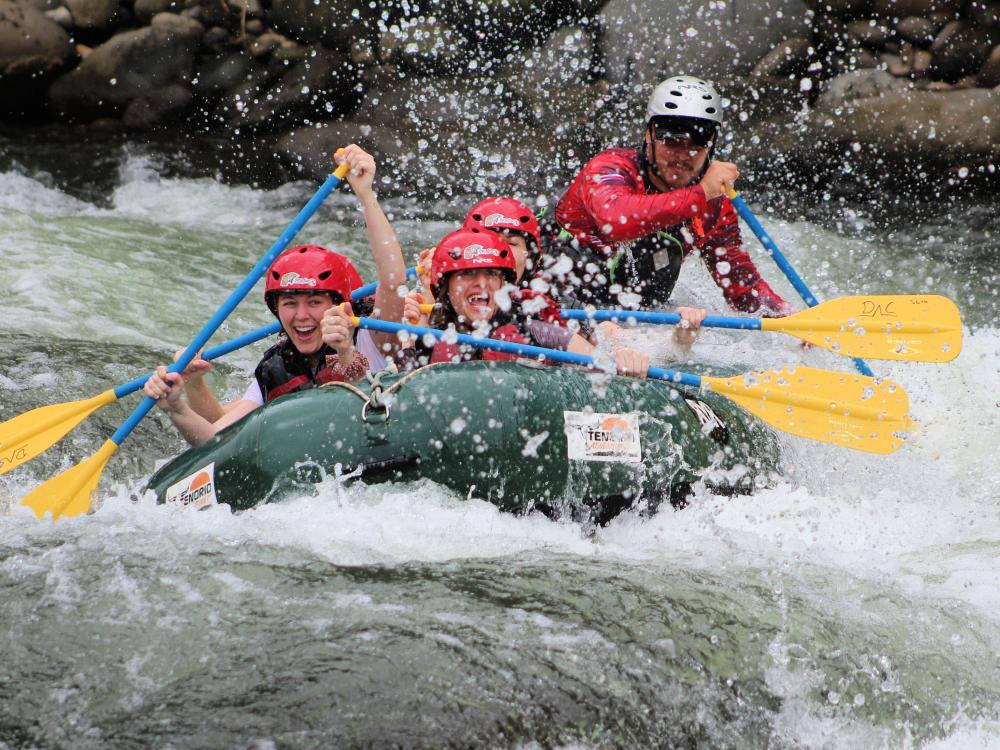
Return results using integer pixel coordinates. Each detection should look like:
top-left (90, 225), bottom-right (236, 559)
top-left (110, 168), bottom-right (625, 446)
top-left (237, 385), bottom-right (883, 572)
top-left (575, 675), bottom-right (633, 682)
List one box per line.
top-left (645, 75), bottom-right (724, 125)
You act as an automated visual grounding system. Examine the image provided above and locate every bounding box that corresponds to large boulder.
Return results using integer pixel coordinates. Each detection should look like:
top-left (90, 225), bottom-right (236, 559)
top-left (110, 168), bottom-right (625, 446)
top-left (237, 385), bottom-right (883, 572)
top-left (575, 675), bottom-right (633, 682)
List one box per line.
top-left (772, 87), bottom-right (1000, 185)
top-left (275, 115), bottom-right (590, 200)
top-left (377, 16), bottom-right (469, 75)
top-left (47, 13), bottom-right (203, 123)
top-left (814, 68), bottom-right (911, 110)
top-left (869, 0), bottom-right (962, 18)
top-left (928, 21), bottom-right (1000, 81)
top-left (0, 0), bottom-right (73, 76)
top-left (598, 0), bottom-right (810, 100)
top-left (64, 0), bottom-right (123, 35)
top-left (215, 47), bottom-right (361, 130)
top-left (495, 25), bottom-right (602, 130)
top-left (268, 0), bottom-right (368, 49)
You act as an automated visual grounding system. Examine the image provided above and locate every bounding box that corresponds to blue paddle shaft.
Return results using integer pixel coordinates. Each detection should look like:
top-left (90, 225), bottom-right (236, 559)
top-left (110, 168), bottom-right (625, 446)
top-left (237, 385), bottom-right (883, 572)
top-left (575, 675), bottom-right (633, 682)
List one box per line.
top-left (354, 316), bottom-right (703, 389)
top-left (110, 170), bottom-right (346, 444)
top-left (560, 308), bottom-right (763, 331)
top-left (110, 263), bottom-right (421, 402)
top-left (112, 321), bottom-right (284, 399)
top-left (729, 193), bottom-right (874, 377)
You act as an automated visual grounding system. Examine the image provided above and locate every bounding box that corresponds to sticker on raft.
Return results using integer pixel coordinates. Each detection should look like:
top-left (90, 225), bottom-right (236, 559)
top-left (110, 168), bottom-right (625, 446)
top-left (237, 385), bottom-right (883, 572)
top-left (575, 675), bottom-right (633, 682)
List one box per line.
top-left (564, 411), bottom-right (642, 463)
top-left (164, 462), bottom-right (218, 510)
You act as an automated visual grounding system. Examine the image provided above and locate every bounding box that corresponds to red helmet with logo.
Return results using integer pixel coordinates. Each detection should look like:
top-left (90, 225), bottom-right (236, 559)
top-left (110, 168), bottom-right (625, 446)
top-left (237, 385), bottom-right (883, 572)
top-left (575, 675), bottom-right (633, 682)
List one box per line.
top-left (264, 245), bottom-right (363, 315)
top-left (463, 197), bottom-right (541, 253)
top-left (430, 229), bottom-right (516, 294)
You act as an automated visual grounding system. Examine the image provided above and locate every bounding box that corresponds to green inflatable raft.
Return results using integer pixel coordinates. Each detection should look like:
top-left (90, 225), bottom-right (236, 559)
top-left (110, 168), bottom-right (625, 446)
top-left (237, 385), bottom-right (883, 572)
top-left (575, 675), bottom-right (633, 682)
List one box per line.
top-left (146, 361), bottom-right (782, 523)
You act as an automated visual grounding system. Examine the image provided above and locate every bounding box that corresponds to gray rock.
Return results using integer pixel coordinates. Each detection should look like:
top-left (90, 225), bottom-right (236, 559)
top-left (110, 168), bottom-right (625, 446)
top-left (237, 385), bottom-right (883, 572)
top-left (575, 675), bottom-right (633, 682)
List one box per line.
top-left (47, 13), bottom-right (204, 121)
top-left (226, 0), bottom-right (261, 18)
top-left (201, 24), bottom-right (230, 49)
top-left (598, 0), bottom-right (810, 104)
top-left (977, 44), bottom-right (1000, 87)
top-left (801, 0), bottom-right (867, 15)
top-left (846, 18), bottom-right (894, 48)
top-left (193, 50), bottom-right (261, 98)
top-left (929, 20), bottom-right (1000, 81)
top-left (216, 47), bottom-right (360, 130)
top-left (524, 25), bottom-right (596, 88)
top-left (378, 16), bottom-right (468, 75)
top-left (804, 87), bottom-right (1000, 168)
top-left (350, 38), bottom-right (376, 66)
top-left (355, 74), bottom-right (518, 132)
top-left (133, 0), bottom-right (183, 26)
top-left (429, 0), bottom-right (578, 58)
top-left (122, 82), bottom-right (193, 128)
top-left (44, 6), bottom-right (73, 29)
top-left (248, 31), bottom-right (286, 58)
top-left (751, 36), bottom-right (813, 78)
top-left (967, 2), bottom-right (1000, 27)
top-left (0, 0), bottom-right (73, 75)
top-left (275, 115), bottom-right (588, 199)
top-left (491, 27), bottom-right (604, 130)
top-left (870, 0), bottom-right (961, 18)
top-left (895, 16), bottom-right (940, 45)
top-left (64, 0), bottom-right (121, 32)
top-left (268, 0), bottom-right (367, 49)
top-left (814, 68), bottom-right (910, 110)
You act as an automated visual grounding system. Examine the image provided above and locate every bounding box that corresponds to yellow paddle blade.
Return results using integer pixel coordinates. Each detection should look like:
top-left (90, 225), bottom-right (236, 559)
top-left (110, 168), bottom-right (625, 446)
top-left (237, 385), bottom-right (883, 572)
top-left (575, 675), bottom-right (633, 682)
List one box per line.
top-left (762, 295), bottom-right (962, 362)
top-left (704, 366), bottom-right (911, 454)
top-left (0, 390), bottom-right (118, 475)
top-left (20, 439), bottom-right (119, 520)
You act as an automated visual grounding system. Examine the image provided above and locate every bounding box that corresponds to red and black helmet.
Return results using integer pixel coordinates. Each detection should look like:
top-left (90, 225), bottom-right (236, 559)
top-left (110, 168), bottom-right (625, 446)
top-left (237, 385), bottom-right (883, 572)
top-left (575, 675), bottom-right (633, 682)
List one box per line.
top-left (264, 245), bottom-right (363, 315)
top-left (430, 229), bottom-right (516, 295)
top-left (463, 197), bottom-right (541, 253)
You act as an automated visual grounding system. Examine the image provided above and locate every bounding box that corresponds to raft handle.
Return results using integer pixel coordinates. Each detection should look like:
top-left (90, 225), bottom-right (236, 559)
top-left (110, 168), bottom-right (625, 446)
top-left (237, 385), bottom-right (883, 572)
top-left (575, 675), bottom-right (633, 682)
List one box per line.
top-left (361, 400), bottom-right (390, 423)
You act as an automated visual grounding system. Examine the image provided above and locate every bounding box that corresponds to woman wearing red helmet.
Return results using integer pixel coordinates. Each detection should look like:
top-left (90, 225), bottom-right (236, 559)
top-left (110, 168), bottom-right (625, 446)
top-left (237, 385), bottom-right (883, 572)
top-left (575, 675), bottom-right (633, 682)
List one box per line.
top-left (144, 145), bottom-right (407, 447)
top-left (400, 229), bottom-right (651, 376)
top-left (463, 196), bottom-right (542, 285)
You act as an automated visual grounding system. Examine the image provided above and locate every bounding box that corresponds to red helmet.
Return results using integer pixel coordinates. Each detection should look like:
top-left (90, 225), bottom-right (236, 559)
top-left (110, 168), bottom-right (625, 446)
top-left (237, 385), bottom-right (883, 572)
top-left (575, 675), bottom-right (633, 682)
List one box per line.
top-left (430, 229), bottom-right (516, 294)
top-left (264, 245), bottom-right (363, 315)
top-left (463, 197), bottom-right (541, 252)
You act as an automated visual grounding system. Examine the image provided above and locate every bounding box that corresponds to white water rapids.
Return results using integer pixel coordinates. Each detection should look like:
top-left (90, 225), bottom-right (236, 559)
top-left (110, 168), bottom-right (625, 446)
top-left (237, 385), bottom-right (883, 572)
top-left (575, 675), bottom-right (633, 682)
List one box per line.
top-left (1, 150), bottom-right (998, 749)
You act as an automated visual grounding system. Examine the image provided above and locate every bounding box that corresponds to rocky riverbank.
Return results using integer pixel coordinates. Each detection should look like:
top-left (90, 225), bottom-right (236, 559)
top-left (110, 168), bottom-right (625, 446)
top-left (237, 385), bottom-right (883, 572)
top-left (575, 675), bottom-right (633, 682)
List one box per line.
top-left (2, 0), bottom-right (998, 197)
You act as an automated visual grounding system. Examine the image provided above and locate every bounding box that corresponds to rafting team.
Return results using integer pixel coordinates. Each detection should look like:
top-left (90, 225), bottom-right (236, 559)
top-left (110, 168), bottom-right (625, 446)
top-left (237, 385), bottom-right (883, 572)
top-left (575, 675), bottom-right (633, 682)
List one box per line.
top-left (145, 75), bottom-right (791, 447)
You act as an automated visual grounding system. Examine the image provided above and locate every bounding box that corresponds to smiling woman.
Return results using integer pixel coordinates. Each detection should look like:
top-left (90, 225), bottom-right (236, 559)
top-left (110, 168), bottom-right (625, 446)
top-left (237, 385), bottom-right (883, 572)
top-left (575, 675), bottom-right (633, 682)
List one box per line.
top-left (141, 144), bottom-right (408, 447)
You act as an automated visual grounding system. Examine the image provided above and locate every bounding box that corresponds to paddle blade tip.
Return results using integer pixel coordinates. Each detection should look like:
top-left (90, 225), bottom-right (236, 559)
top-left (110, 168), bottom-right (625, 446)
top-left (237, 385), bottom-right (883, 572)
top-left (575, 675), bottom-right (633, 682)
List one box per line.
top-left (18, 440), bottom-right (118, 521)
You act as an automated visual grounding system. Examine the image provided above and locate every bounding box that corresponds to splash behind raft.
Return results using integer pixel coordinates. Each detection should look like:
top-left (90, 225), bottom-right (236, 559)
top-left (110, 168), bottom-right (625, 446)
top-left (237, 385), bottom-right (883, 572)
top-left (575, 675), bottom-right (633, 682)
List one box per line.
top-left (146, 361), bottom-right (782, 521)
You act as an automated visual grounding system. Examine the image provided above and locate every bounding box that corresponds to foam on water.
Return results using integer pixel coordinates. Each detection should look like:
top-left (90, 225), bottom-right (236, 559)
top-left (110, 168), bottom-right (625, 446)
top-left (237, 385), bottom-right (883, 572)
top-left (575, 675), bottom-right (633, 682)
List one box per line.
top-left (2, 163), bottom-right (998, 747)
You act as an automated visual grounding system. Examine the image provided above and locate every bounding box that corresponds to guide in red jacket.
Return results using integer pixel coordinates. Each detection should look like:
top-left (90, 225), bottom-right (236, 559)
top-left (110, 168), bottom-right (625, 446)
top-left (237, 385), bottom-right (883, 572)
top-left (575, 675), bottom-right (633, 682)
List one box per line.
top-left (547, 75), bottom-right (789, 316)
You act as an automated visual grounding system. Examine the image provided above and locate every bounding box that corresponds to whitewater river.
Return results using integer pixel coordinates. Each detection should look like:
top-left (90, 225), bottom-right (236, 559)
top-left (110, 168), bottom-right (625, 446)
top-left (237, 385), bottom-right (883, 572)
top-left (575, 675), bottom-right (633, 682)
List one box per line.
top-left (1, 138), bottom-right (998, 749)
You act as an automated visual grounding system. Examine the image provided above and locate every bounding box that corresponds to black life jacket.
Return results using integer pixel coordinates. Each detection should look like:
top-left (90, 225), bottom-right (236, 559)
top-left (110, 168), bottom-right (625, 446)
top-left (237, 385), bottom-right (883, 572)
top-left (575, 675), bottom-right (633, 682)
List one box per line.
top-left (253, 339), bottom-right (344, 403)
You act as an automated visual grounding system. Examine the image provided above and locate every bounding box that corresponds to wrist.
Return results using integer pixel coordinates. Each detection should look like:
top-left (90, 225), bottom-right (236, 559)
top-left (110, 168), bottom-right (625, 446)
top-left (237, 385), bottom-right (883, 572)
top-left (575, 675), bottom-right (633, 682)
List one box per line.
top-left (325, 351), bottom-right (369, 382)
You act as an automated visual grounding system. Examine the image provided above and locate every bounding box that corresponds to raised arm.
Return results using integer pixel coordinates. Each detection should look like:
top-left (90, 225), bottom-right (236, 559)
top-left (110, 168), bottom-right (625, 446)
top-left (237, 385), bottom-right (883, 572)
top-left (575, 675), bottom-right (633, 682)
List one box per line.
top-left (335, 145), bottom-right (407, 355)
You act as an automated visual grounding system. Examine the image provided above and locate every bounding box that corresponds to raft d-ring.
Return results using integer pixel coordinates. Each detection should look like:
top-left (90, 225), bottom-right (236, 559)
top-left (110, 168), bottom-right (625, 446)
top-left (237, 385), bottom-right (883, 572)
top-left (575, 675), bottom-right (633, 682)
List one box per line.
top-left (361, 400), bottom-right (390, 423)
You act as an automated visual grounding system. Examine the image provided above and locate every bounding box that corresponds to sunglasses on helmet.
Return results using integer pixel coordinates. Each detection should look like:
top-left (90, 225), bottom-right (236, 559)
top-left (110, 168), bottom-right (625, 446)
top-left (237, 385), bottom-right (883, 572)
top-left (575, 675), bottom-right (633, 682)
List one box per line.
top-left (653, 122), bottom-right (716, 149)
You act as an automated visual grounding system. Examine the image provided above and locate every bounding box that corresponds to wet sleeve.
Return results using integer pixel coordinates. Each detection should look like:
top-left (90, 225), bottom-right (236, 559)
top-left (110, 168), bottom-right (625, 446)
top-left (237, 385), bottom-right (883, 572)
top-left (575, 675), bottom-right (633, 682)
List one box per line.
top-left (241, 379), bottom-right (264, 407)
top-left (578, 163), bottom-right (710, 243)
top-left (696, 200), bottom-right (787, 314)
top-left (525, 319), bottom-right (574, 350)
top-left (355, 329), bottom-right (387, 372)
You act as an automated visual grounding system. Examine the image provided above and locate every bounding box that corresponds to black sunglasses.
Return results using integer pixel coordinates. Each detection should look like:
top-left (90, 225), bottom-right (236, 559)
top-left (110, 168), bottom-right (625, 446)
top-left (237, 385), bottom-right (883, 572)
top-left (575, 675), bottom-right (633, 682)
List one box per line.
top-left (654, 122), bottom-right (716, 149)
